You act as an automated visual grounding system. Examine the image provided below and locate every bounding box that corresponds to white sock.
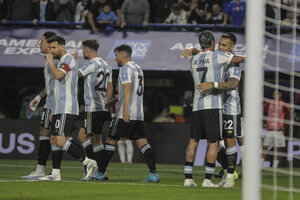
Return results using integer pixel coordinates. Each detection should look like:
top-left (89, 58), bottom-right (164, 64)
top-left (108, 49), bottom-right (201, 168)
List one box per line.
top-left (125, 140), bottom-right (133, 163)
top-left (52, 168), bottom-right (60, 176)
top-left (36, 164), bottom-right (45, 174)
top-left (117, 140), bottom-right (126, 163)
top-left (226, 173), bottom-right (234, 180)
top-left (82, 157), bottom-right (90, 166)
top-left (273, 159), bottom-right (279, 168)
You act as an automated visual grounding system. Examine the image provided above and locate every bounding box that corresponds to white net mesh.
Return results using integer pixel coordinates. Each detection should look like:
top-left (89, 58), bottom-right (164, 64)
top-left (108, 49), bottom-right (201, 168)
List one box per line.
top-left (262, 0), bottom-right (300, 199)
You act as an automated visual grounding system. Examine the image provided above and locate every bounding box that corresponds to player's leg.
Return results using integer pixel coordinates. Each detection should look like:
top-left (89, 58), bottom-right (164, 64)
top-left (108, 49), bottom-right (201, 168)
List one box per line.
top-left (125, 139), bottom-right (134, 164)
top-left (117, 139), bottom-right (126, 163)
top-left (214, 140), bottom-right (227, 178)
top-left (273, 131), bottom-right (286, 167)
top-left (136, 136), bottom-right (159, 183)
top-left (202, 109), bottom-right (222, 188)
top-left (184, 111), bottom-right (201, 187)
top-left (21, 109), bottom-right (52, 180)
top-left (261, 131), bottom-right (273, 167)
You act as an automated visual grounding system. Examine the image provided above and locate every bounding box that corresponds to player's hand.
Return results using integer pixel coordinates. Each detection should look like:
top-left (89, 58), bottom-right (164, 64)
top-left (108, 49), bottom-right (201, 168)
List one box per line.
top-left (197, 82), bottom-right (213, 92)
top-left (71, 53), bottom-right (78, 59)
top-left (182, 49), bottom-right (193, 58)
top-left (29, 95), bottom-right (41, 111)
top-left (123, 109), bottom-right (130, 123)
top-left (45, 53), bottom-right (54, 63)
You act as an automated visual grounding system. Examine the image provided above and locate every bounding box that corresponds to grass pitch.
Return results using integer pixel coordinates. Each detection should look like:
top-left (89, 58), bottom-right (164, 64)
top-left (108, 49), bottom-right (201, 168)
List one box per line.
top-left (0, 159), bottom-right (299, 200)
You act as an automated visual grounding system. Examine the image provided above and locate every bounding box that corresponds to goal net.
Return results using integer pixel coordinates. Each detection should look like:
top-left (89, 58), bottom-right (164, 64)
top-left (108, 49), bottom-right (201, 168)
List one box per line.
top-left (244, 0), bottom-right (300, 200)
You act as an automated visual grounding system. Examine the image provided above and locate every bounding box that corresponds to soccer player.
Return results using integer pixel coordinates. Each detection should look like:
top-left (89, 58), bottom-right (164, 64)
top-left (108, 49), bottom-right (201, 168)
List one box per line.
top-left (196, 32), bottom-right (242, 188)
top-left (93, 44), bottom-right (160, 182)
top-left (261, 90), bottom-right (290, 168)
top-left (76, 39), bottom-right (113, 180)
top-left (39, 35), bottom-right (97, 181)
top-left (182, 30), bottom-right (244, 188)
top-left (21, 31), bottom-right (60, 180)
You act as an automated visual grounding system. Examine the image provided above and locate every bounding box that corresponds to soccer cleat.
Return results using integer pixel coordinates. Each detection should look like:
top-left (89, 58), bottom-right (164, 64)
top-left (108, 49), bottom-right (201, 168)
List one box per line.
top-left (83, 159), bottom-right (97, 181)
top-left (217, 175), bottom-right (227, 187)
top-left (142, 173), bottom-right (160, 183)
top-left (81, 166), bottom-right (87, 181)
top-left (184, 179), bottom-right (197, 187)
top-left (21, 171), bottom-right (45, 180)
top-left (233, 171), bottom-right (239, 180)
top-left (223, 177), bottom-right (235, 188)
top-left (38, 173), bottom-right (61, 181)
top-left (202, 179), bottom-right (218, 188)
top-left (92, 172), bottom-right (107, 181)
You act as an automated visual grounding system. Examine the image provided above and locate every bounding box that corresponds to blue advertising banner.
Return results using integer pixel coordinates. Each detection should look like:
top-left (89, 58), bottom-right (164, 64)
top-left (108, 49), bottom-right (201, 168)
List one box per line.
top-left (0, 27), bottom-right (299, 71)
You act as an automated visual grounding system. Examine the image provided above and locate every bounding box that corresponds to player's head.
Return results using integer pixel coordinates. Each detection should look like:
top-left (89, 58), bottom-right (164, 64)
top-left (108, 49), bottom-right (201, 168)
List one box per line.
top-left (198, 30), bottom-right (215, 50)
top-left (273, 90), bottom-right (282, 100)
top-left (40, 31), bottom-right (56, 54)
top-left (113, 44), bottom-right (132, 67)
top-left (82, 39), bottom-right (99, 60)
top-left (47, 35), bottom-right (66, 59)
top-left (218, 32), bottom-right (236, 52)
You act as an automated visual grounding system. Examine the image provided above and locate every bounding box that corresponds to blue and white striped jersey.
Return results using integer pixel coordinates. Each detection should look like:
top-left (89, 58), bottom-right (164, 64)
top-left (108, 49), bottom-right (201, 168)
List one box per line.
top-left (116, 61), bottom-right (144, 121)
top-left (223, 65), bottom-right (241, 115)
top-left (190, 50), bottom-right (234, 111)
top-left (78, 57), bottom-right (113, 112)
top-left (53, 53), bottom-right (79, 115)
top-left (44, 59), bottom-right (59, 110)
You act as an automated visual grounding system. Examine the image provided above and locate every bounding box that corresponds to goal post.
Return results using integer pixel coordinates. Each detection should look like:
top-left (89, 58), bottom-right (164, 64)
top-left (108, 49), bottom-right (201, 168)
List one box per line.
top-left (243, 0), bottom-right (266, 200)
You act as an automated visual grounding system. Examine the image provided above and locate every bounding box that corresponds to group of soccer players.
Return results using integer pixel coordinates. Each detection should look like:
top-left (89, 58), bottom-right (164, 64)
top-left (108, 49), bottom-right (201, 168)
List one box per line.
top-left (21, 29), bottom-right (244, 188)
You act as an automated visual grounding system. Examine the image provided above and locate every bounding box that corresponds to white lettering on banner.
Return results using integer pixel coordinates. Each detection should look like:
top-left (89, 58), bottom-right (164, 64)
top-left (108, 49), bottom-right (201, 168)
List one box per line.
top-left (8, 39), bottom-right (26, 47)
top-left (29, 48), bottom-right (40, 55)
top-left (170, 43), bottom-right (201, 51)
top-left (0, 133), bottom-right (16, 153)
top-left (0, 133), bottom-right (35, 154)
top-left (4, 47), bottom-right (17, 54)
top-left (26, 39), bottom-right (39, 47)
top-left (0, 39), bottom-right (8, 46)
top-left (16, 48), bottom-right (29, 55)
top-left (288, 141), bottom-right (300, 161)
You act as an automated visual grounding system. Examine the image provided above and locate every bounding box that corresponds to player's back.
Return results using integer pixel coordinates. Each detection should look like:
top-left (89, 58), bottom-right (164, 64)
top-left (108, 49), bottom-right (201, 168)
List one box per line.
top-left (117, 61), bottom-right (144, 121)
top-left (190, 50), bottom-right (233, 111)
top-left (80, 57), bottom-right (112, 112)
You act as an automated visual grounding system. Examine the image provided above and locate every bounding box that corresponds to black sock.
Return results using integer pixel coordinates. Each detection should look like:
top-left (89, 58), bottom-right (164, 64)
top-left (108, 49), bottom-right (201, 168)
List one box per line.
top-left (205, 162), bottom-right (215, 180)
top-left (226, 145), bottom-right (237, 174)
top-left (93, 144), bottom-right (105, 171)
top-left (51, 145), bottom-right (63, 169)
top-left (140, 144), bottom-right (156, 173)
top-left (37, 138), bottom-right (51, 166)
top-left (217, 144), bottom-right (227, 170)
top-left (62, 140), bottom-right (86, 162)
top-left (82, 140), bottom-right (95, 160)
top-left (98, 144), bottom-right (115, 174)
top-left (184, 161), bottom-right (193, 179)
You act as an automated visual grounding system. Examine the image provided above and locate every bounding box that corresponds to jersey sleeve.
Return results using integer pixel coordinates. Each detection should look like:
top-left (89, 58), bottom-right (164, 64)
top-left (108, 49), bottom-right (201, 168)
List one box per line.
top-left (78, 62), bottom-right (96, 77)
top-left (120, 65), bottom-right (131, 84)
top-left (59, 54), bottom-right (74, 74)
top-left (189, 56), bottom-right (194, 72)
top-left (228, 66), bottom-right (241, 80)
top-left (108, 65), bottom-right (113, 83)
top-left (216, 51), bottom-right (234, 66)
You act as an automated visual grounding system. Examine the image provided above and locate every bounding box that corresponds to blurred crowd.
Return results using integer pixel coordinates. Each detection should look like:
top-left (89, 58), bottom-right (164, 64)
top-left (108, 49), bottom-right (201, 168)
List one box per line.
top-left (1, 0), bottom-right (299, 33)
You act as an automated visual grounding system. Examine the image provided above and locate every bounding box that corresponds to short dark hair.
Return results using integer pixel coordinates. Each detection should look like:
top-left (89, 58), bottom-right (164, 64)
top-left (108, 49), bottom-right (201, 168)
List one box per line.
top-left (114, 44), bottom-right (132, 57)
top-left (43, 31), bottom-right (56, 40)
top-left (221, 32), bottom-right (237, 45)
top-left (198, 30), bottom-right (215, 50)
top-left (82, 39), bottom-right (99, 51)
top-left (47, 35), bottom-right (65, 45)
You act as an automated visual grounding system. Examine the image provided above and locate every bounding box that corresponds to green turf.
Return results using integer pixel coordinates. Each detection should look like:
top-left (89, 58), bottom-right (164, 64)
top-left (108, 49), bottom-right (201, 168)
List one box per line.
top-left (0, 159), bottom-right (299, 200)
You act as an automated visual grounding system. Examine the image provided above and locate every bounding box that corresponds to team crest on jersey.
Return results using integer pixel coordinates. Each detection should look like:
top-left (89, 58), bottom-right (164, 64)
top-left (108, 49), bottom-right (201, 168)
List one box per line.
top-left (122, 73), bottom-right (127, 79)
top-left (108, 40), bottom-right (151, 60)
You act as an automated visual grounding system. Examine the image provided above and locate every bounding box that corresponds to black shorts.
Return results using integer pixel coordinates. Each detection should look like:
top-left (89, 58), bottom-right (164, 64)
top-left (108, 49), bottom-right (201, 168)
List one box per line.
top-left (40, 108), bottom-right (51, 129)
top-left (190, 109), bottom-right (222, 143)
top-left (108, 118), bottom-right (146, 140)
top-left (51, 114), bottom-right (77, 137)
top-left (223, 114), bottom-right (241, 138)
top-left (82, 111), bottom-right (111, 135)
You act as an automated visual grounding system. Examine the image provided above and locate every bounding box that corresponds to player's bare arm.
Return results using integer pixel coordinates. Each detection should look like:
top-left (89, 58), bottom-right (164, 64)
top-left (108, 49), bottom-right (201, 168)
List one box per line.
top-left (78, 70), bottom-right (83, 78)
top-left (197, 77), bottom-right (239, 92)
top-left (29, 88), bottom-right (47, 111)
top-left (45, 53), bottom-right (65, 80)
top-left (231, 55), bottom-right (245, 63)
top-left (182, 48), bottom-right (201, 58)
top-left (106, 82), bottom-right (113, 105)
top-left (123, 83), bottom-right (131, 123)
